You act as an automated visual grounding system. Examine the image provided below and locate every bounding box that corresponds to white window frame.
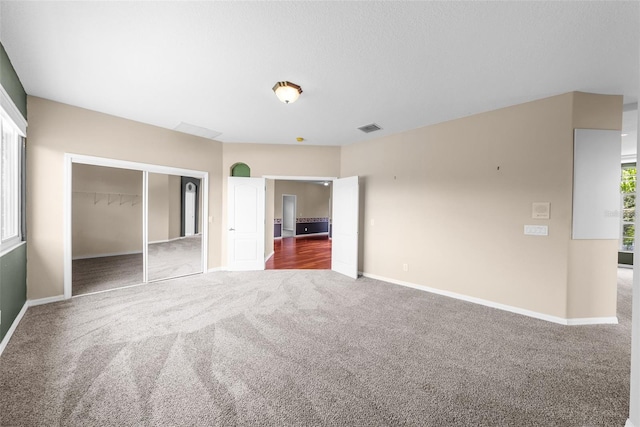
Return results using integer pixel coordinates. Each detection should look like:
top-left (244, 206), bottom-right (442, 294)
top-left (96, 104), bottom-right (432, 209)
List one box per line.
top-left (620, 162), bottom-right (636, 252)
top-left (0, 106), bottom-right (25, 254)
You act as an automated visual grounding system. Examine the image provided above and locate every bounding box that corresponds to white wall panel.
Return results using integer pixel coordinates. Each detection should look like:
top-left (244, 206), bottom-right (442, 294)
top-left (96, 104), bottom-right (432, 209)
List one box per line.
top-left (572, 129), bottom-right (621, 239)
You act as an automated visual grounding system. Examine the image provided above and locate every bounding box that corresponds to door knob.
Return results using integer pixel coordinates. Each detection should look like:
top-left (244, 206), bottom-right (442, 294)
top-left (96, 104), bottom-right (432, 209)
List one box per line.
top-left (229, 228), bottom-right (235, 231)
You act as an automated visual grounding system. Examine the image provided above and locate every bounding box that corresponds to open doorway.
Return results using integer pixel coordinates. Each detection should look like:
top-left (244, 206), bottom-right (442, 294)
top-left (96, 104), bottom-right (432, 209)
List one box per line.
top-left (267, 180), bottom-right (332, 270)
top-left (229, 172), bottom-right (357, 277)
top-left (282, 194), bottom-right (296, 238)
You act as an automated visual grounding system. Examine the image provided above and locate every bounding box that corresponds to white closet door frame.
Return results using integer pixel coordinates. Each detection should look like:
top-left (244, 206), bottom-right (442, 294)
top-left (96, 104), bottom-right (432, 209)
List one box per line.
top-left (142, 171), bottom-right (148, 283)
top-left (63, 153), bottom-right (209, 299)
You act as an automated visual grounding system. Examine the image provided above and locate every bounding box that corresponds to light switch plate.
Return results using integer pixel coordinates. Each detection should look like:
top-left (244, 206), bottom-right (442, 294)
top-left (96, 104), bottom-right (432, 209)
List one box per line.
top-left (524, 225), bottom-right (548, 236)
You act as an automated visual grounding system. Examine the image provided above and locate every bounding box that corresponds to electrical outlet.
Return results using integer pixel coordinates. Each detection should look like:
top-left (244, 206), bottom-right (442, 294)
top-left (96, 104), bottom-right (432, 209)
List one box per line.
top-left (403, 263), bottom-right (408, 272)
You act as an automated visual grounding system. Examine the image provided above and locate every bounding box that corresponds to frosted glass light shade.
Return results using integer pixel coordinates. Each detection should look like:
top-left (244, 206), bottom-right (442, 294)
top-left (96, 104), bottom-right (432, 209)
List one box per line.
top-left (272, 81), bottom-right (302, 104)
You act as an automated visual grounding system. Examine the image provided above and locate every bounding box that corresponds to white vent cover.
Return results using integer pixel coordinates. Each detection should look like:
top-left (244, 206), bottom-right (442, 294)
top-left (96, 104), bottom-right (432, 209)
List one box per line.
top-left (357, 123), bottom-right (382, 133)
top-left (174, 122), bottom-right (222, 140)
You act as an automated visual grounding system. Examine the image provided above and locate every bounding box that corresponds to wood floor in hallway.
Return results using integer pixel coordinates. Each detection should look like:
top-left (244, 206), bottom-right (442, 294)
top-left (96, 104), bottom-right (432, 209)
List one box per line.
top-left (266, 235), bottom-right (331, 269)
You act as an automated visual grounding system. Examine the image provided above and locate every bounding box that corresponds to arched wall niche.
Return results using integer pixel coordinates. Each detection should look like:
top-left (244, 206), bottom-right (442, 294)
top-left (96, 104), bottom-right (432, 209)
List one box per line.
top-left (231, 162), bottom-right (250, 177)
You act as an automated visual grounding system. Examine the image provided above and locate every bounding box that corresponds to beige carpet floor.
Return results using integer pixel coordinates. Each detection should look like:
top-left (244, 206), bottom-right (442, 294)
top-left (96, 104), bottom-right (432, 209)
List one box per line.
top-left (1, 268), bottom-right (633, 426)
top-left (73, 253), bottom-right (143, 296)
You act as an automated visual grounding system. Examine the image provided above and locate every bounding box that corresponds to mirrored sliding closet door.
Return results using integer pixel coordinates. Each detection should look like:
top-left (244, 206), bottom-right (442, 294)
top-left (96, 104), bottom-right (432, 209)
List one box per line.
top-left (146, 172), bottom-right (203, 282)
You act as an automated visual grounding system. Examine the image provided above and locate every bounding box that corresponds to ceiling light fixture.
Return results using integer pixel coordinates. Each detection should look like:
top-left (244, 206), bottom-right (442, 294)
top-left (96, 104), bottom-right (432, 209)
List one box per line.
top-left (273, 81), bottom-right (302, 104)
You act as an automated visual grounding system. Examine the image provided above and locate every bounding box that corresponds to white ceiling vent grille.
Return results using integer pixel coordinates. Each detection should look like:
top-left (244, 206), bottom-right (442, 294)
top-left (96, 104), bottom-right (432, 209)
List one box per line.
top-left (357, 123), bottom-right (382, 133)
top-left (174, 122), bottom-right (222, 140)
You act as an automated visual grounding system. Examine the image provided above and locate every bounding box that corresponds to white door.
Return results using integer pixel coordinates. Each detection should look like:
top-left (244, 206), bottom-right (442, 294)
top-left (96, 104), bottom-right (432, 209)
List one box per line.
top-left (331, 176), bottom-right (359, 278)
top-left (227, 177), bottom-right (265, 270)
top-left (283, 194), bottom-right (296, 231)
top-left (185, 182), bottom-right (196, 236)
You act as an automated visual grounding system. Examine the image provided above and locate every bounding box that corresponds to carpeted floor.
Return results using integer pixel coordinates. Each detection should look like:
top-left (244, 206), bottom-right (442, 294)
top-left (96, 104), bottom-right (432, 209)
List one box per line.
top-left (73, 236), bottom-right (202, 295)
top-left (73, 253), bottom-right (143, 296)
top-left (1, 269), bottom-right (632, 426)
top-left (148, 235), bottom-right (202, 282)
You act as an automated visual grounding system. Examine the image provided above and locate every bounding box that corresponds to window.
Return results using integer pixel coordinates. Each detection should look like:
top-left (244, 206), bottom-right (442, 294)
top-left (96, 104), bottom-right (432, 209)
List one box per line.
top-left (620, 163), bottom-right (636, 252)
top-left (0, 108), bottom-right (23, 251)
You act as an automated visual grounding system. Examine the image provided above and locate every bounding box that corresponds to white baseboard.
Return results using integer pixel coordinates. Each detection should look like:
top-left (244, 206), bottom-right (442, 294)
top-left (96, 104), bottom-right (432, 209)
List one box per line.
top-left (74, 236), bottom-right (198, 259)
top-left (566, 317), bottom-right (618, 325)
top-left (1, 294), bottom-right (69, 356)
top-left (72, 282), bottom-right (148, 297)
top-left (626, 419), bottom-right (636, 427)
top-left (0, 302), bottom-right (28, 357)
top-left (207, 267), bottom-right (226, 273)
top-left (362, 272), bottom-right (618, 326)
top-left (28, 295), bottom-right (66, 307)
top-left (73, 250), bottom-right (142, 260)
top-left (148, 236), bottom-right (184, 245)
top-left (265, 251), bottom-right (274, 263)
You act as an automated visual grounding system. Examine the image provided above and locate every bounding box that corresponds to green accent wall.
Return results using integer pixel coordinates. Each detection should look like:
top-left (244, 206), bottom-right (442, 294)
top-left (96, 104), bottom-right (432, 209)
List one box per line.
top-left (0, 41), bottom-right (28, 344)
top-left (0, 42), bottom-right (27, 119)
top-left (0, 243), bottom-right (27, 342)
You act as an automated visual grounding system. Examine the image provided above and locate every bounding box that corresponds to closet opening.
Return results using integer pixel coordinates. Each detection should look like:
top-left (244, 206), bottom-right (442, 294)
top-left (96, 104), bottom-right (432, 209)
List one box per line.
top-left (63, 154), bottom-right (209, 298)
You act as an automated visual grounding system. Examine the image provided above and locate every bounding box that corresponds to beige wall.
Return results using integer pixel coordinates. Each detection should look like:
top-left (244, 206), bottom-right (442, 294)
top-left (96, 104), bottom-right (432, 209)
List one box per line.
top-left (223, 144), bottom-right (341, 178)
top-left (168, 175), bottom-right (181, 240)
top-left (566, 92), bottom-right (624, 318)
top-left (148, 173), bottom-right (170, 243)
top-left (148, 173), bottom-right (183, 243)
top-left (29, 92), bottom-right (623, 321)
top-left (222, 143), bottom-right (340, 265)
top-left (73, 167), bottom-right (183, 258)
top-left (340, 92), bottom-right (623, 320)
top-left (274, 181), bottom-right (331, 219)
top-left (26, 96), bottom-right (223, 299)
top-left (72, 164), bottom-right (142, 258)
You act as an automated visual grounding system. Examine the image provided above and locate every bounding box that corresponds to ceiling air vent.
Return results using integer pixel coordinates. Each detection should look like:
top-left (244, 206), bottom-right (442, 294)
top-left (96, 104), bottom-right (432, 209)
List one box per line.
top-left (357, 123), bottom-right (382, 134)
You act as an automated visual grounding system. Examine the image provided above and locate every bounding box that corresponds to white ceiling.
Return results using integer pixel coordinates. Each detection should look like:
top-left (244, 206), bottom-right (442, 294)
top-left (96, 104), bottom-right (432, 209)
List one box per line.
top-left (0, 1), bottom-right (638, 146)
